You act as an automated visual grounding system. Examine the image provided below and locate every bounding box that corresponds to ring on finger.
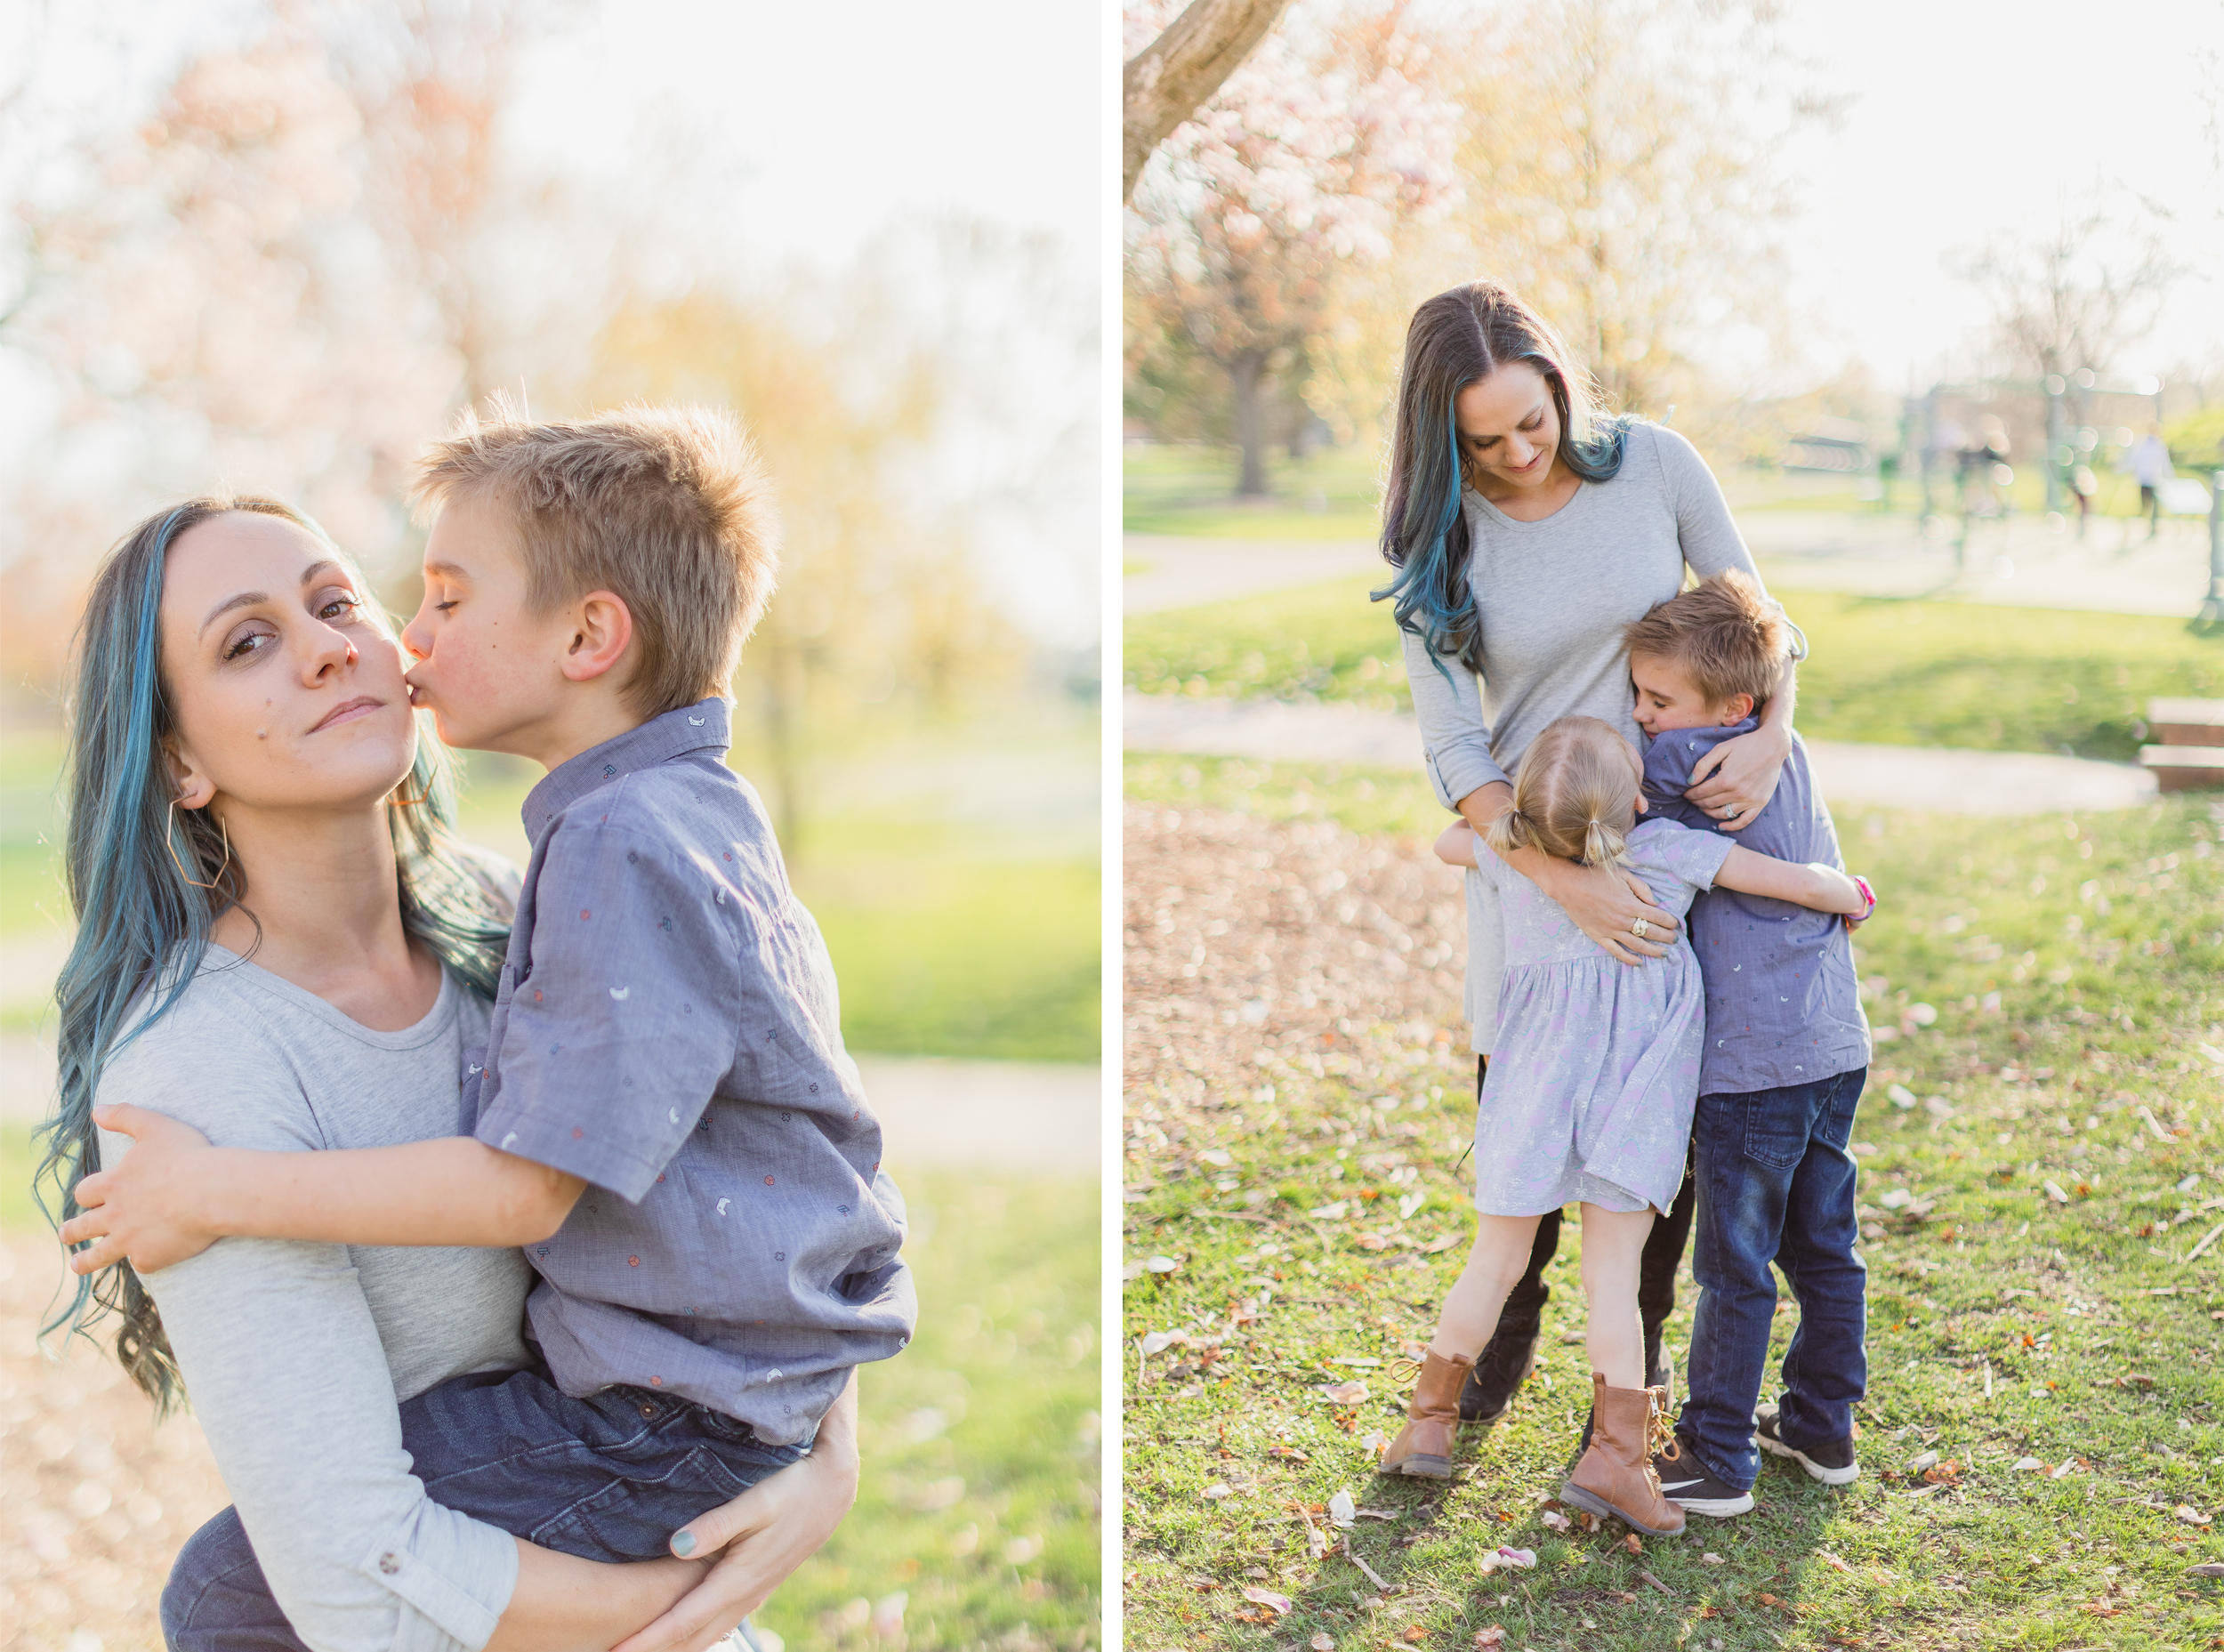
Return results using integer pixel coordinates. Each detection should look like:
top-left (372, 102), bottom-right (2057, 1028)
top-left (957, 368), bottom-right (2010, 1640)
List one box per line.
top-left (1721, 805), bottom-right (1742, 820)
top-left (1630, 916), bottom-right (1651, 940)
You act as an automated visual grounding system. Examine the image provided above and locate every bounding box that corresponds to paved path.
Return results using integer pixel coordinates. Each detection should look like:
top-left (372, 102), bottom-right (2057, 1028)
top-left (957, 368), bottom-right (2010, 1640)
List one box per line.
top-left (1123, 689), bottom-right (2159, 816)
top-left (1125, 509), bottom-right (2220, 619)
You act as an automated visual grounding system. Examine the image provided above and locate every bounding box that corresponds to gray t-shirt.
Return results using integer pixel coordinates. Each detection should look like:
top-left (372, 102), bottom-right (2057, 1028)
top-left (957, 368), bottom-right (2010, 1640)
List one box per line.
top-left (1398, 422), bottom-right (1767, 1051)
top-left (97, 950), bottom-right (529, 1652)
top-left (473, 697), bottom-right (915, 1447)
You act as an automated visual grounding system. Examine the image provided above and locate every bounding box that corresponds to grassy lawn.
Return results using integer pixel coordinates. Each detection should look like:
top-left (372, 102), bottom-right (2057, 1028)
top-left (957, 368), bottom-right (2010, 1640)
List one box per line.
top-left (762, 1170), bottom-right (1100, 1650)
top-left (1124, 577), bottom-right (2224, 763)
top-left (1123, 767), bottom-right (2224, 1649)
top-left (0, 1161), bottom-right (1099, 1652)
top-left (1123, 442), bottom-right (2170, 543)
top-left (0, 724), bottom-right (1100, 1062)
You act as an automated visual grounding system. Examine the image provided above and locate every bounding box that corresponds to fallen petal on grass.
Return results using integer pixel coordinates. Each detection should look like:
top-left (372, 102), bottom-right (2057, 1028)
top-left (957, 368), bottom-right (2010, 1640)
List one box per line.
top-left (1238, 1585), bottom-right (1292, 1614)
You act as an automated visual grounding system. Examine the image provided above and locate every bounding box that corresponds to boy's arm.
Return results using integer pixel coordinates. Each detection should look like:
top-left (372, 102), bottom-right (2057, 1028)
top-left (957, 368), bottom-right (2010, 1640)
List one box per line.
top-left (1713, 844), bottom-right (1868, 915)
top-left (65, 1106), bottom-right (584, 1274)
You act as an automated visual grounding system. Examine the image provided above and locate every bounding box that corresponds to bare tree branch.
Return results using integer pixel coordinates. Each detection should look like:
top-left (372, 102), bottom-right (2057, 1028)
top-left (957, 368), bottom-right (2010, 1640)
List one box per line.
top-left (1123, 0), bottom-right (1293, 203)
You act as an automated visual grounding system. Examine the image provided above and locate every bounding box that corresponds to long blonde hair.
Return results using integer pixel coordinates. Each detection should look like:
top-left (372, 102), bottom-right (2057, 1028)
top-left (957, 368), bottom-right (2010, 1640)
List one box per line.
top-left (1484, 716), bottom-right (1640, 867)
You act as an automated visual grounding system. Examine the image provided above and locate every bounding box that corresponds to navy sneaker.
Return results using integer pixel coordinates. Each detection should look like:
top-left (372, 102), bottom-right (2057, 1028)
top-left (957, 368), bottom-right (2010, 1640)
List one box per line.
top-left (1651, 1430), bottom-right (1753, 1518)
top-left (1754, 1405), bottom-right (1859, 1486)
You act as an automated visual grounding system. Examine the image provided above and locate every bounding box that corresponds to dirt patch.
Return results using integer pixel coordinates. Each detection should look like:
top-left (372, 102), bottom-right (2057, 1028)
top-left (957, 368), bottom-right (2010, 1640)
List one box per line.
top-left (1122, 801), bottom-right (1468, 1129)
top-left (0, 1231), bottom-right (229, 1652)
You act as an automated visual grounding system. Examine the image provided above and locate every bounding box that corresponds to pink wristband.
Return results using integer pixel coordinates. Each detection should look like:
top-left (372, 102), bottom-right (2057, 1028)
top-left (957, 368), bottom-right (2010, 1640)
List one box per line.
top-left (1852, 874), bottom-right (1876, 919)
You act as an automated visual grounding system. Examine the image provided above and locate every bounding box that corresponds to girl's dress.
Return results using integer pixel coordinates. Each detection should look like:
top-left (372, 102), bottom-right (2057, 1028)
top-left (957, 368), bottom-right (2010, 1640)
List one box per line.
top-left (1470, 817), bottom-right (1733, 1217)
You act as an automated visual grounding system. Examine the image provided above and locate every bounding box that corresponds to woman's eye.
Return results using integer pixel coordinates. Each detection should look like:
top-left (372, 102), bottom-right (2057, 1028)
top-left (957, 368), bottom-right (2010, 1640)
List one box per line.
top-left (315, 592), bottom-right (363, 622)
top-left (221, 628), bottom-right (272, 663)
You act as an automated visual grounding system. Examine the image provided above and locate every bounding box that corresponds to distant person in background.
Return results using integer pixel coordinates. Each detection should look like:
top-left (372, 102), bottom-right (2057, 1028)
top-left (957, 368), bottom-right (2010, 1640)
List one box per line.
top-left (2127, 423), bottom-right (2174, 538)
top-left (1956, 416), bottom-right (2012, 519)
top-left (2070, 463), bottom-right (2098, 536)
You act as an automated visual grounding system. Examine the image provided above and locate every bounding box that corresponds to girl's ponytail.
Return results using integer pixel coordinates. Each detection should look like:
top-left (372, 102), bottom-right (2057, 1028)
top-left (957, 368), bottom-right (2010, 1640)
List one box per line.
top-left (1497, 718), bottom-right (1641, 866)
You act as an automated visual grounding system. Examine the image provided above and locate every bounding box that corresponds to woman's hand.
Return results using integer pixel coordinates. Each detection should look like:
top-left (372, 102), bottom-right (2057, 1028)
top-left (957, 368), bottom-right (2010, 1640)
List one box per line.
top-left (612, 1374), bottom-right (862, 1652)
top-left (1530, 855), bottom-right (1678, 966)
top-left (1682, 721), bottom-right (1791, 832)
top-left (60, 1103), bottom-right (220, 1274)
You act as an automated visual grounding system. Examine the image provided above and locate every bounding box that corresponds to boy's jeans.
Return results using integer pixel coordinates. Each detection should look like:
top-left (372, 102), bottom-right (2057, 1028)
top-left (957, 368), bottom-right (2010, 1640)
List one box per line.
top-left (162, 1363), bottom-right (808, 1651)
top-left (1679, 1066), bottom-right (1869, 1494)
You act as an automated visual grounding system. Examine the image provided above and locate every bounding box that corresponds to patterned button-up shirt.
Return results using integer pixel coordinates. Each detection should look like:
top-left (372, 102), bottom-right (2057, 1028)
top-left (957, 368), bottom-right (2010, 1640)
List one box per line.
top-left (1641, 719), bottom-right (1872, 1099)
top-left (471, 697), bottom-right (915, 1445)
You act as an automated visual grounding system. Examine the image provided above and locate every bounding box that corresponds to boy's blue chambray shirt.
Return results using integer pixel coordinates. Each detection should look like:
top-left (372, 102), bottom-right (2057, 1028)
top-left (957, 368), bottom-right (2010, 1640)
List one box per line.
top-left (1640, 718), bottom-right (1870, 1098)
top-left (470, 697), bottom-right (915, 1447)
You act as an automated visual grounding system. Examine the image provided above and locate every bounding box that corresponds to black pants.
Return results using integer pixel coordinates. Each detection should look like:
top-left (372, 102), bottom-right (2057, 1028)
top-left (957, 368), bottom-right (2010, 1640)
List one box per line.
top-left (1476, 1055), bottom-right (1696, 1356)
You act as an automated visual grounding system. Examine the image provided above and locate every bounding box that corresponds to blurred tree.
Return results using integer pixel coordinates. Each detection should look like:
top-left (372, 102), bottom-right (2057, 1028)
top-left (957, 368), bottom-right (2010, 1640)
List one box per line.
top-left (1125, 0), bottom-right (1458, 496)
top-left (1438, 0), bottom-right (1832, 422)
top-left (1123, 0), bottom-right (1293, 204)
top-left (1949, 189), bottom-right (2181, 383)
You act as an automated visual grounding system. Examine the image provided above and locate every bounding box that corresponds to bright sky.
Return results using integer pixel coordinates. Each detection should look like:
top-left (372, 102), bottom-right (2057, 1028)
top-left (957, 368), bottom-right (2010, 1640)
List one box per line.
top-left (1772, 0), bottom-right (2224, 391)
top-left (512, 0), bottom-right (1100, 267)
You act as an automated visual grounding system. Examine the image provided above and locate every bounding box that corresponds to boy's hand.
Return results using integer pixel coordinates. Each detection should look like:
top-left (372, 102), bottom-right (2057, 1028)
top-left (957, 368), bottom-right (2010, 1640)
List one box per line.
top-left (60, 1104), bottom-right (220, 1275)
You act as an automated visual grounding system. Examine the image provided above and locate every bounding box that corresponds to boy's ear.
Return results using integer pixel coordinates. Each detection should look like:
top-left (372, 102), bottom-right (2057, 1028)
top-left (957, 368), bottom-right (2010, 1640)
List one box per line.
top-left (560, 591), bottom-right (635, 685)
top-left (1719, 693), bottom-right (1755, 725)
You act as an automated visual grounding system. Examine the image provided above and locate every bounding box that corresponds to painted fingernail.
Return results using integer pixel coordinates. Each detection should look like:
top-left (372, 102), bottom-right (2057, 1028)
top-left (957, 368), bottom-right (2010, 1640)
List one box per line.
top-left (671, 1530), bottom-right (697, 1557)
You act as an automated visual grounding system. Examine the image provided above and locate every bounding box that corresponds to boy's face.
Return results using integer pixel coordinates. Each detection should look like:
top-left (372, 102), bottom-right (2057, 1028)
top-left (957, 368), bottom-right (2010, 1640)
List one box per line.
top-left (1630, 653), bottom-right (1751, 737)
top-left (402, 491), bottom-right (575, 755)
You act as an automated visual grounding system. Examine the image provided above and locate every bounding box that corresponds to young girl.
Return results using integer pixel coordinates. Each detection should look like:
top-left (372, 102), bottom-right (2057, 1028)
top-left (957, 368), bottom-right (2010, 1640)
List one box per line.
top-left (1379, 715), bottom-right (1869, 1535)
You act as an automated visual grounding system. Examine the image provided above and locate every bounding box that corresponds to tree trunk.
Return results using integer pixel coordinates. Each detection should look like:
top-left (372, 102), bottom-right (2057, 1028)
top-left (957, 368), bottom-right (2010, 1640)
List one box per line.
top-left (1124, 0), bottom-right (1293, 201)
top-left (1231, 347), bottom-right (1269, 496)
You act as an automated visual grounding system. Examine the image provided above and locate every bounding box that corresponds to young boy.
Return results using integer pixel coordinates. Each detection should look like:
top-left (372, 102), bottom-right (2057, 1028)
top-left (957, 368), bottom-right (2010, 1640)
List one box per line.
top-left (72, 407), bottom-right (915, 1570)
top-left (1623, 571), bottom-right (1874, 1518)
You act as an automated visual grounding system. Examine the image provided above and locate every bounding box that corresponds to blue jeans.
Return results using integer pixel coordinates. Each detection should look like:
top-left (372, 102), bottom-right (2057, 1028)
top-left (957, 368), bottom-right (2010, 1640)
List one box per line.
top-left (163, 1364), bottom-right (808, 1651)
top-left (1678, 1067), bottom-right (1869, 1493)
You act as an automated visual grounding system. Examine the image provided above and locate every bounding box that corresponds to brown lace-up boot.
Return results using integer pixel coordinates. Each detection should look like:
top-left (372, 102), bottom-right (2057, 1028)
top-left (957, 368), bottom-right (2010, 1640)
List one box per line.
top-left (1377, 1350), bottom-right (1472, 1479)
top-left (1558, 1374), bottom-right (1686, 1535)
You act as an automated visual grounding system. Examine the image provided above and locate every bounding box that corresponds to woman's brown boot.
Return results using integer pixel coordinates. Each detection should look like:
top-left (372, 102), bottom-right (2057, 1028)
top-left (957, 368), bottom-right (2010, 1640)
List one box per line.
top-left (1378, 1350), bottom-right (1473, 1479)
top-left (1558, 1374), bottom-right (1686, 1535)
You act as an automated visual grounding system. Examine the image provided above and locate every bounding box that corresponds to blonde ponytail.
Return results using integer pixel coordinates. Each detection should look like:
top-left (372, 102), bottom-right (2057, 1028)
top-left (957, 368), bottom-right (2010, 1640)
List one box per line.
top-left (1497, 718), bottom-right (1641, 866)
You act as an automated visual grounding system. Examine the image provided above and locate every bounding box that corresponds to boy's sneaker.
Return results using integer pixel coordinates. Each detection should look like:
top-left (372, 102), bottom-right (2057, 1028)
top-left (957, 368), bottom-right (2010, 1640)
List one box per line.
top-left (1456, 1325), bottom-right (1539, 1424)
top-left (1650, 1430), bottom-right (1753, 1518)
top-left (1754, 1405), bottom-right (1859, 1486)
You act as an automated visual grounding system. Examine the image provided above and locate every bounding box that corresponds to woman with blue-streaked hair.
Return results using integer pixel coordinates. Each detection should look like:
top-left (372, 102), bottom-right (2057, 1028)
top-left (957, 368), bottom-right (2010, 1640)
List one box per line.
top-left (1369, 282), bottom-right (1801, 1470)
top-left (39, 496), bottom-right (853, 1652)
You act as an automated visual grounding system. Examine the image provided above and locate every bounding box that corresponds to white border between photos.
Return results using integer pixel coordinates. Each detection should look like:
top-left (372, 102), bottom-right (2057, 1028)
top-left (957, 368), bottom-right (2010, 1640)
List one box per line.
top-left (1098, 0), bottom-right (1124, 1643)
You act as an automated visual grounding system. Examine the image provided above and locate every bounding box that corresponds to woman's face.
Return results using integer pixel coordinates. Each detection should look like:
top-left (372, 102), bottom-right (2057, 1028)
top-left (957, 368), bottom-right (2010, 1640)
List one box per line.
top-left (1453, 362), bottom-right (1563, 493)
top-left (159, 511), bottom-right (417, 817)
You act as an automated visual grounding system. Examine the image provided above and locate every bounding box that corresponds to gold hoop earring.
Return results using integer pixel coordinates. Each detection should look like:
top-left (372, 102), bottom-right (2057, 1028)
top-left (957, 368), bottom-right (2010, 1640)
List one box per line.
top-left (388, 777), bottom-right (431, 807)
top-left (165, 799), bottom-right (231, 890)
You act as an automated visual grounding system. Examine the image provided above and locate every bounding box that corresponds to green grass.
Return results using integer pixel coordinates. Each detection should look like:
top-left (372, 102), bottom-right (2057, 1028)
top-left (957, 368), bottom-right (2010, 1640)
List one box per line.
top-left (761, 1171), bottom-right (1100, 1651)
top-left (1124, 446), bottom-right (1383, 541)
top-left (0, 733), bottom-right (1099, 1062)
top-left (1125, 754), bottom-right (1439, 841)
top-left (1122, 776), bottom-right (2224, 1649)
top-left (1121, 439), bottom-right (2177, 543)
top-left (1124, 577), bottom-right (2224, 762)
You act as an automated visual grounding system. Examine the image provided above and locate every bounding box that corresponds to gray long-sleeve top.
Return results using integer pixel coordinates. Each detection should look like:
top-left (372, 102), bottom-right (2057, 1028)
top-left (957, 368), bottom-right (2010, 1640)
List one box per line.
top-left (97, 951), bottom-right (533, 1652)
top-left (1398, 422), bottom-right (1768, 1052)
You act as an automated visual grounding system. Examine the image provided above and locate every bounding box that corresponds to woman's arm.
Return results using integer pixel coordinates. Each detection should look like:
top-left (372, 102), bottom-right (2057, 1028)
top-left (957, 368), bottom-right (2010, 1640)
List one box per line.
top-left (1452, 780), bottom-right (1678, 966)
top-left (1714, 844), bottom-right (1867, 915)
top-left (1399, 625), bottom-right (1677, 964)
top-left (610, 1372), bottom-right (863, 1652)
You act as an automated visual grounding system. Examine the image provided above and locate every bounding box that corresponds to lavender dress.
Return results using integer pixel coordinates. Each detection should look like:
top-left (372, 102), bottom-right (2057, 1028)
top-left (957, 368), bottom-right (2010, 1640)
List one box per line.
top-left (1470, 817), bottom-right (1734, 1217)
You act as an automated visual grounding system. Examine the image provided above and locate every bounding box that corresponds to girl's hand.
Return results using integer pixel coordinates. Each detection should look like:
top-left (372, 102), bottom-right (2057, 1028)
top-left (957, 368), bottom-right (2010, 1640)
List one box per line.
top-left (612, 1380), bottom-right (861, 1652)
top-left (1534, 856), bottom-right (1677, 966)
top-left (1433, 820), bottom-right (1479, 870)
top-left (1683, 721), bottom-right (1790, 832)
top-left (60, 1104), bottom-right (220, 1275)
top-left (1845, 873), bottom-right (1878, 931)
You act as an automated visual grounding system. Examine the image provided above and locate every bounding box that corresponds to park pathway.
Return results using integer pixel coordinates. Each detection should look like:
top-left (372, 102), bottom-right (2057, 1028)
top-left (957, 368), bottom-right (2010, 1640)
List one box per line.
top-left (1122, 689), bottom-right (2158, 817)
